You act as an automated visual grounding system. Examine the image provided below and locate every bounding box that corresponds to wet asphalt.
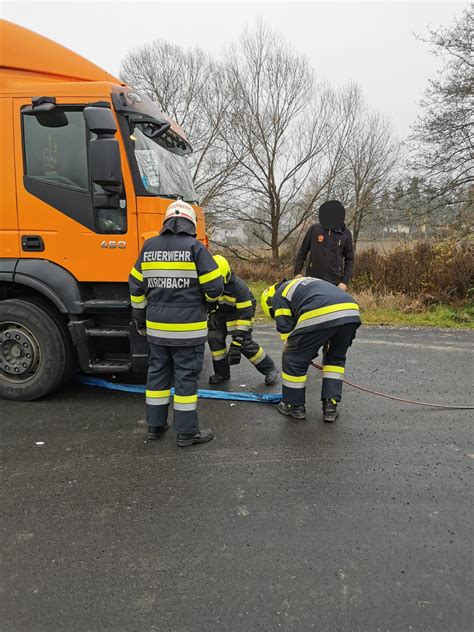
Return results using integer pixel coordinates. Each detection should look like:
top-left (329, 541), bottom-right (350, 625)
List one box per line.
top-left (0, 325), bottom-right (473, 632)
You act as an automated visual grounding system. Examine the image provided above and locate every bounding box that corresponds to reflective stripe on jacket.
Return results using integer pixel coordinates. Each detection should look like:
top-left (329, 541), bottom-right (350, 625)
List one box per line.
top-left (273, 277), bottom-right (361, 341)
top-left (128, 219), bottom-right (223, 346)
top-left (216, 273), bottom-right (256, 336)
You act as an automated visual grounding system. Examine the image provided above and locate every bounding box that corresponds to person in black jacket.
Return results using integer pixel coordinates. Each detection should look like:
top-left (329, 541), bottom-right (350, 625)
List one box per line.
top-left (261, 276), bottom-right (361, 422)
top-left (129, 201), bottom-right (224, 447)
top-left (294, 200), bottom-right (355, 290)
top-left (208, 255), bottom-right (278, 386)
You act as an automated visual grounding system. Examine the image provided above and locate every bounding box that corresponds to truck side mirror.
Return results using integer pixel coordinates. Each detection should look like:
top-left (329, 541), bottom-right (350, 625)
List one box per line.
top-left (83, 105), bottom-right (123, 196)
top-left (22, 96), bottom-right (68, 128)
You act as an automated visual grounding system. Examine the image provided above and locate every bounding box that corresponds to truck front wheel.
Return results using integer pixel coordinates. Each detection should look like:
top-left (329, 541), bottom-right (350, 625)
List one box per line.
top-left (0, 298), bottom-right (73, 401)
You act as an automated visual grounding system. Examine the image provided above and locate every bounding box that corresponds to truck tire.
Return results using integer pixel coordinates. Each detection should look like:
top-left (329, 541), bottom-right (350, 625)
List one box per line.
top-left (18, 295), bottom-right (76, 389)
top-left (0, 298), bottom-right (74, 401)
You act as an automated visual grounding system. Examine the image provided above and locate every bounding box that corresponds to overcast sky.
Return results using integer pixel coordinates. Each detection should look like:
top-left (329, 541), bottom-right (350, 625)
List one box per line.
top-left (2, 0), bottom-right (467, 139)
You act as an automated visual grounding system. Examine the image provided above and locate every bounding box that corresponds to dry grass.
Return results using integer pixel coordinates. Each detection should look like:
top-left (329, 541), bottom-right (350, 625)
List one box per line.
top-left (230, 259), bottom-right (292, 283)
top-left (353, 290), bottom-right (425, 313)
top-left (352, 290), bottom-right (473, 328)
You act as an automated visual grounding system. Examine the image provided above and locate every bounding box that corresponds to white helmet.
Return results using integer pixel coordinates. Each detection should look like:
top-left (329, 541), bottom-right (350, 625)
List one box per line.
top-left (165, 200), bottom-right (197, 227)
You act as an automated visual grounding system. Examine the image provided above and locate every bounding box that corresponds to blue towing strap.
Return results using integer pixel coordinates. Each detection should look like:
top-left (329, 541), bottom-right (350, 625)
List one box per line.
top-left (78, 375), bottom-right (282, 403)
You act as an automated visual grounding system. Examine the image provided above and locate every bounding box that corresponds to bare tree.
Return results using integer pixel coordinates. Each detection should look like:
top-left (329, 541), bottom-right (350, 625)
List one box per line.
top-left (298, 83), bottom-right (370, 232)
top-left (330, 88), bottom-right (400, 246)
top-left (218, 22), bottom-right (340, 260)
top-left (119, 23), bottom-right (402, 254)
top-left (120, 40), bottom-right (238, 221)
top-left (410, 6), bottom-right (473, 206)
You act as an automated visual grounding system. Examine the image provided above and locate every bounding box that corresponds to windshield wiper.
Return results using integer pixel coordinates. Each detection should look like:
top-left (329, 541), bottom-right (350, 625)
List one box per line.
top-left (159, 194), bottom-right (199, 204)
top-left (159, 194), bottom-right (182, 200)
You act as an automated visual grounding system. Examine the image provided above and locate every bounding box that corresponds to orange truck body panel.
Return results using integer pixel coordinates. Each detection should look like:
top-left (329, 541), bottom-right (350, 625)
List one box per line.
top-left (0, 96), bottom-right (19, 258)
top-left (0, 18), bottom-right (122, 83)
top-left (0, 19), bottom-right (206, 283)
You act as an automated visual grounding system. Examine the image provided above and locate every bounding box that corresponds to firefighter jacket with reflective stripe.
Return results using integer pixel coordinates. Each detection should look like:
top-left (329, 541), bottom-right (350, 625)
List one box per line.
top-left (293, 223), bottom-right (355, 285)
top-left (215, 273), bottom-right (256, 337)
top-left (128, 218), bottom-right (224, 346)
top-left (272, 277), bottom-right (361, 341)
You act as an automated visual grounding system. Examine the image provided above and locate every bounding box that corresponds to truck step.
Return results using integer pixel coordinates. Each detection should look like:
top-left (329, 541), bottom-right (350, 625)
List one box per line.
top-left (85, 327), bottom-right (130, 338)
top-left (88, 360), bottom-right (131, 373)
top-left (83, 299), bottom-right (130, 311)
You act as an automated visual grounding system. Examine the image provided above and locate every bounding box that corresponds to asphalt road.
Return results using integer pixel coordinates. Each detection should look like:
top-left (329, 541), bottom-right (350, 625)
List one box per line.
top-left (1, 326), bottom-right (472, 632)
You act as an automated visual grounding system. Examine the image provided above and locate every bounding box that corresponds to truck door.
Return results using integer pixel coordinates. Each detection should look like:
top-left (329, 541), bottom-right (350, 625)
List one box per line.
top-left (13, 97), bottom-right (138, 283)
top-left (0, 98), bottom-right (19, 258)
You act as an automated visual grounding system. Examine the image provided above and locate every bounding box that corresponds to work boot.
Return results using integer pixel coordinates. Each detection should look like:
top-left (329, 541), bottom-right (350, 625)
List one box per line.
top-left (322, 399), bottom-right (339, 423)
top-left (264, 368), bottom-right (279, 386)
top-left (209, 373), bottom-right (230, 385)
top-left (176, 428), bottom-right (214, 448)
top-left (147, 422), bottom-right (170, 440)
top-left (277, 401), bottom-right (306, 420)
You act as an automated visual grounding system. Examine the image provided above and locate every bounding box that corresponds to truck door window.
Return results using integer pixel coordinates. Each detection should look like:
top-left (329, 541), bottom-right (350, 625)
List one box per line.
top-left (23, 111), bottom-right (89, 190)
top-left (21, 106), bottom-right (126, 234)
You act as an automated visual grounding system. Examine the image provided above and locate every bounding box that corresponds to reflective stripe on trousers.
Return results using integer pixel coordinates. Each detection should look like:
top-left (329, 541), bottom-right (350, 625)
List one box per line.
top-left (249, 346), bottom-right (266, 367)
top-left (321, 364), bottom-right (345, 401)
top-left (146, 389), bottom-right (171, 406)
top-left (207, 320), bottom-right (275, 377)
top-left (281, 368), bottom-right (308, 406)
top-left (174, 393), bottom-right (198, 411)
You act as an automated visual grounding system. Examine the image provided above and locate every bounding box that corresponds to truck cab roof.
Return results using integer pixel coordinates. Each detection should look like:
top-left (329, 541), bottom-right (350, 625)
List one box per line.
top-left (0, 19), bottom-right (189, 142)
top-left (0, 18), bottom-right (122, 84)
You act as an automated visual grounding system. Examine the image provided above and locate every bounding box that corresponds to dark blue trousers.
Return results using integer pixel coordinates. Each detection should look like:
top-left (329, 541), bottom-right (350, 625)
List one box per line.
top-left (146, 344), bottom-right (204, 435)
top-left (282, 323), bottom-right (359, 406)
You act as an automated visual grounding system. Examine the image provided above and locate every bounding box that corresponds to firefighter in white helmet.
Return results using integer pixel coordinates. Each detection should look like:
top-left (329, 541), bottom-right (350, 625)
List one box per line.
top-left (129, 201), bottom-right (224, 447)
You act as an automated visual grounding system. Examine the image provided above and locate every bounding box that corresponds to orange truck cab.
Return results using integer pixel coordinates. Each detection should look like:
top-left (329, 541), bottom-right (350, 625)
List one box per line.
top-left (0, 20), bottom-right (207, 400)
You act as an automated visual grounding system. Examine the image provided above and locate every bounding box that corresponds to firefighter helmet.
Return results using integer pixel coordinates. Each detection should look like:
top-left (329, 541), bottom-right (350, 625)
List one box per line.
top-left (261, 283), bottom-right (277, 320)
top-left (213, 255), bottom-right (231, 283)
top-left (165, 200), bottom-right (197, 226)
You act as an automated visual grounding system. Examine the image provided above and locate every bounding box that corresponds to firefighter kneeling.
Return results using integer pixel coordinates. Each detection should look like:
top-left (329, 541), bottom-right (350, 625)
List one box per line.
top-left (261, 277), bottom-right (361, 422)
top-left (208, 255), bottom-right (278, 386)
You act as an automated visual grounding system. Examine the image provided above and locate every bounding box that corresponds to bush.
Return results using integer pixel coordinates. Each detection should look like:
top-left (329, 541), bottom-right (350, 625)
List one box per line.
top-left (351, 240), bottom-right (473, 304)
top-left (226, 240), bottom-right (473, 305)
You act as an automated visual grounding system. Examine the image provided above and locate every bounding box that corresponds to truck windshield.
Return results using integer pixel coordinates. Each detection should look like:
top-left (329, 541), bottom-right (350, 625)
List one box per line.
top-left (131, 127), bottom-right (197, 203)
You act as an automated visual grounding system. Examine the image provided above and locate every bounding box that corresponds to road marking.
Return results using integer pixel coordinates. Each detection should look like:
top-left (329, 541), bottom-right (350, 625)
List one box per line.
top-left (355, 339), bottom-right (471, 353)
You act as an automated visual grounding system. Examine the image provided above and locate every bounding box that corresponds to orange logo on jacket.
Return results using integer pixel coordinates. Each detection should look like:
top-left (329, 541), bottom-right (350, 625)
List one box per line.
top-left (317, 234), bottom-right (324, 242)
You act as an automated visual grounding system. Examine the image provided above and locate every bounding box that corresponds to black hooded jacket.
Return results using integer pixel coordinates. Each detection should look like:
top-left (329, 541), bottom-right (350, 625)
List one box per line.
top-left (293, 223), bottom-right (354, 285)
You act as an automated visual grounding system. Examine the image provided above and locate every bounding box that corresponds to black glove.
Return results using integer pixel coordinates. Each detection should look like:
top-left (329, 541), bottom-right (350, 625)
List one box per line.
top-left (206, 300), bottom-right (218, 313)
top-left (135, 322), bottom-right (146, 337)
top-left (228, 341), bottom-right (242, 365)
top-left (208, 310), bottom-right (220, 331)
top-left (132, 308), bottom-right (146, 337)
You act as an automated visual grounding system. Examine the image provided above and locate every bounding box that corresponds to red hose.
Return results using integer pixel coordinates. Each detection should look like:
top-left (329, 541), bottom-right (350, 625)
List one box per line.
top-left (311, 362), bottom-right (474, 410)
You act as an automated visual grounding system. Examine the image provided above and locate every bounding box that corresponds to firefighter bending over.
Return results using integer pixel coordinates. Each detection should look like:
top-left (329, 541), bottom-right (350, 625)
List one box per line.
top-left (129, 201), bottom-right (224, 447)
top-left (261, 277), bottom-right (361, 422)
top-left (208, 255), bottom-right (278, 386)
